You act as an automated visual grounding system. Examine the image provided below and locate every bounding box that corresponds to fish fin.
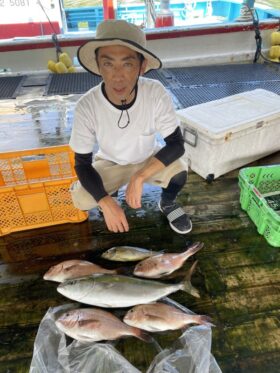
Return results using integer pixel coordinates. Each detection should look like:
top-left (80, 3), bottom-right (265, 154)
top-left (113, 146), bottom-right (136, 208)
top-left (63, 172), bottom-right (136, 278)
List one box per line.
top-left (137, 269), bottom-right (171, 278)
top-left (63, 262), bottom-right (94, 272)
top-left (78, 319), bottom-right (101, 328)
top-left (136, 311), bottom-right (162, 322)
top-left (150, 337), bottom-right (163, 353)
top-left (179, 323), bottom-right (191, 330)
top-left (197, 315), bottom-right (215, 327)
top-left (151, 250), bottom-right (165, 256)
top-left (76, 334), bottom-right (97, 342)
top-left (64, 264), bottom-right (80, 272)
top-left (157, 270), bottom-right (172, 277)
top-left (181, 260), bottom-right (200, 298)
top-left (187, 260), bottom-right (198, 281)
top-left (133, 328), bottom-right (154, 343)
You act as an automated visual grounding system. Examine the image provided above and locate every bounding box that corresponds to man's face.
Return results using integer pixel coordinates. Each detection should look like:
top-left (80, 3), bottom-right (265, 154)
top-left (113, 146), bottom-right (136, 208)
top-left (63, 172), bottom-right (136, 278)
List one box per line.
top-left (96, 45), bottom-right (147, 105)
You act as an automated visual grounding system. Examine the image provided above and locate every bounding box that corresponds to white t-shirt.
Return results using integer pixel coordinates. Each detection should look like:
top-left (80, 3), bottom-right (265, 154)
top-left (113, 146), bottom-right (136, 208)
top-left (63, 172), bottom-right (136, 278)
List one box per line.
top-left (69, 77), bottom-right (178, 165)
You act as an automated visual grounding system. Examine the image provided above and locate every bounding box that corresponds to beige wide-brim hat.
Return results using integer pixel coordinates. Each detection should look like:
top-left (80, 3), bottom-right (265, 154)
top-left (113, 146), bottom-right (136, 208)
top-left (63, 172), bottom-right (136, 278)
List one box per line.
top-left (78, 20), bottom-right (162, 76)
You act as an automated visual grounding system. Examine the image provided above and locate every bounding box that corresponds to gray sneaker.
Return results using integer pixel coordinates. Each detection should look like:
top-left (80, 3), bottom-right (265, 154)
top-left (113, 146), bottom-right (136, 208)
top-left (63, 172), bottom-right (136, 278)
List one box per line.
top-left (158, 200), bottom-right (192, 234)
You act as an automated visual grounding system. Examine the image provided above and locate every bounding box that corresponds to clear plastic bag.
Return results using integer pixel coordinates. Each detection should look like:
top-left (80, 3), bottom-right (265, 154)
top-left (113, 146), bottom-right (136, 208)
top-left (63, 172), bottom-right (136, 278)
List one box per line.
top-left (30, 300), bottom-right (222, 373)
top-left (147, 298), bottom-right (222, 373)
top-left (29, 303), bottom-right (140, 373)
top-left (147, 326), bottom-right (222, 373)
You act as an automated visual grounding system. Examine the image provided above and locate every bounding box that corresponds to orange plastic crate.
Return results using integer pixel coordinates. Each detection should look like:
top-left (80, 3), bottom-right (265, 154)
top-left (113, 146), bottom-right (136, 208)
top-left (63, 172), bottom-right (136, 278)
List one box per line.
top-left (0, 145), bottom-right (88, 236)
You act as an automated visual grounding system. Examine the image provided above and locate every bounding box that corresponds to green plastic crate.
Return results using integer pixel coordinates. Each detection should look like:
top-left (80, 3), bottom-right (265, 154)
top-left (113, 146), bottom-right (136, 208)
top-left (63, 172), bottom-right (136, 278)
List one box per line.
top-left (239, 165), bottom-right (280, 247)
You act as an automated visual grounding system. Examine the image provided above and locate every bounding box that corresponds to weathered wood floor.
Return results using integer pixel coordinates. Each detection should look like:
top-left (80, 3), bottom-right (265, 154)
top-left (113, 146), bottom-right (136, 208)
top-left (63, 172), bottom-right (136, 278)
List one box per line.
top-left (0, 84), bottom-right (279, 373)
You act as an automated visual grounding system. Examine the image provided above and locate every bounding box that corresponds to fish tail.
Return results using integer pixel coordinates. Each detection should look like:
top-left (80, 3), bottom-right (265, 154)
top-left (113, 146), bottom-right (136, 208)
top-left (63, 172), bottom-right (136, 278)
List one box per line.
top-left (196, 315), bottom-right (215, 327)
top-left (181, 260), bottom-right (200, 298)
top-left (182, 242), bottom-right (204, 260)
top-left (133, 327), bottom-right (154, 343)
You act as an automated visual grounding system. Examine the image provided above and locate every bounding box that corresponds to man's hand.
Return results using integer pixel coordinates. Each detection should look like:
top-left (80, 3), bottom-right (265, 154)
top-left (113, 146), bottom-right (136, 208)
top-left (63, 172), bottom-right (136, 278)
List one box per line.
top-left (98, 195), bottom-right (129, 233)
top-left (126, 174), bottom-right (144, 209)
top-left (126, 157), bottom-right (165, 209)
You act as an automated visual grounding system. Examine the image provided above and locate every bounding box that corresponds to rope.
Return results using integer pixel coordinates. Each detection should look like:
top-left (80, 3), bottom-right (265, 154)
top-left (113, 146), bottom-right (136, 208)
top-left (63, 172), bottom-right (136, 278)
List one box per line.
top-left (51, 34), bottom-right (63, 62)
top-left (245, 5), bottom-right (280, 65)
top-left (37, 0), bottom-right (62, 61)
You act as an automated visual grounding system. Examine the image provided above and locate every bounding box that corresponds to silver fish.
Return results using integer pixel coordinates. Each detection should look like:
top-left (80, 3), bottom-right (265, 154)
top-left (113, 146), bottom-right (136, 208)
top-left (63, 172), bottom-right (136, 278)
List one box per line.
top-left (57, 261), bottom-right (200, 308)
top-left (123, 302), bottom-right (214, 332)
top-left (55, 307), bottom-right (151, 342)
top-left (43, 259), bottom-right (118, 282)
top-left (101, 246), bottom-right (161, 262)
top-left (133, 242), bottom-right (204, 278)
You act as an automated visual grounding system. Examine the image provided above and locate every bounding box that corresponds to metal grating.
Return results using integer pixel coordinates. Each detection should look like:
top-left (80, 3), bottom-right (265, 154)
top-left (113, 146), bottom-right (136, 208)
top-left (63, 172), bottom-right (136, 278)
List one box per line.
top-left (168, 63), bottom-right (280, 87)
top-left (45, 69), bottom-right (172, 96)
top-left (0, 76), bottom-right (25, 99)
top-left (45, 72), bottom-right (102, 95)
top-left (42, 63), bottom-right (280, 102)
top-left (171, 81), bottom-right (280, 108)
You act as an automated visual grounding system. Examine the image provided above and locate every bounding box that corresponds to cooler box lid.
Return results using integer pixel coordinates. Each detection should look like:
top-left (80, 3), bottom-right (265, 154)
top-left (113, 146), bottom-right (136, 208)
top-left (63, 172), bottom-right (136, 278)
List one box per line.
top-left (176, 89), bottom-right (280, 139)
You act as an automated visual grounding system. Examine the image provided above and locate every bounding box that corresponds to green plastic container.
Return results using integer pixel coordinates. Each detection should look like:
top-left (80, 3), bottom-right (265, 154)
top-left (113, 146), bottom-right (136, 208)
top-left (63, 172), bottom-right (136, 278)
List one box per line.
top-left (239, 165), bottom-right (280, 247)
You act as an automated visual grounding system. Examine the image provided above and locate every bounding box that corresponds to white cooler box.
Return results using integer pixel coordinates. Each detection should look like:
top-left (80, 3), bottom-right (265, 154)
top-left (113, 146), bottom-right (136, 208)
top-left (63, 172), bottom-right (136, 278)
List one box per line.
top-left (176, 89), bottom-right (280, 181)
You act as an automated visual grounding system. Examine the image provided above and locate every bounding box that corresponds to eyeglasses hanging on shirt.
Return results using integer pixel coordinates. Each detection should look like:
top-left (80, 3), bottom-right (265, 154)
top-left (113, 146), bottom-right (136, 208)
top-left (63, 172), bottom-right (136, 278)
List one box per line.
top-left (101, 83), bottom-right (138, 129)
top-left (117, 100), bottom-right (130, 129)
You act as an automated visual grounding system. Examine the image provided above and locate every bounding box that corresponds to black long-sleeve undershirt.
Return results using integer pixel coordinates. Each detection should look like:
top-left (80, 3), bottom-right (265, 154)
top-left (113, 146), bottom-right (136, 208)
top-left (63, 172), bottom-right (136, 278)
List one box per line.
top-left (74, 153), bottom-right (108, 202)
top-left (74, 126), bottom-right (185, 202)
top-left (154, 126), bottom-right (185, 166)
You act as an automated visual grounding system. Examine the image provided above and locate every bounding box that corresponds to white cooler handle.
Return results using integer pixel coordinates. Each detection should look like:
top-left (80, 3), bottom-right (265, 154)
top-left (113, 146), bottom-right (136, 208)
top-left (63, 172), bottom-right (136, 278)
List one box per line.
top-left (183, 127), bottom-right (198, 147)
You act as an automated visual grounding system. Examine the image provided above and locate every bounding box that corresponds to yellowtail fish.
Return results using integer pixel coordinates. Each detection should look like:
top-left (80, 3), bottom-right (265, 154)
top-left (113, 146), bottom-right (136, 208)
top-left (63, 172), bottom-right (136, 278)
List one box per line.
top-left (123, 302), bottom-right (214, 332)
top-left (133, 242), bottom-right (204, 278)
top-left (57, 261), bottom-right (200, 308)
top-left (43, 259), bottom-right (118, 282)
top-left (101, 246), bottom-right (161, 262)
top-left (55, 307), bottom-right (151, 342)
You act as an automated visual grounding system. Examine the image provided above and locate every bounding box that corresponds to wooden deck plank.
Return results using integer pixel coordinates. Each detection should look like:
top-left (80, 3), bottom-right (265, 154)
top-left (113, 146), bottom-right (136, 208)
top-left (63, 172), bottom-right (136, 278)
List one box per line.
top-left (0, 86), bottom-right (279, 372)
